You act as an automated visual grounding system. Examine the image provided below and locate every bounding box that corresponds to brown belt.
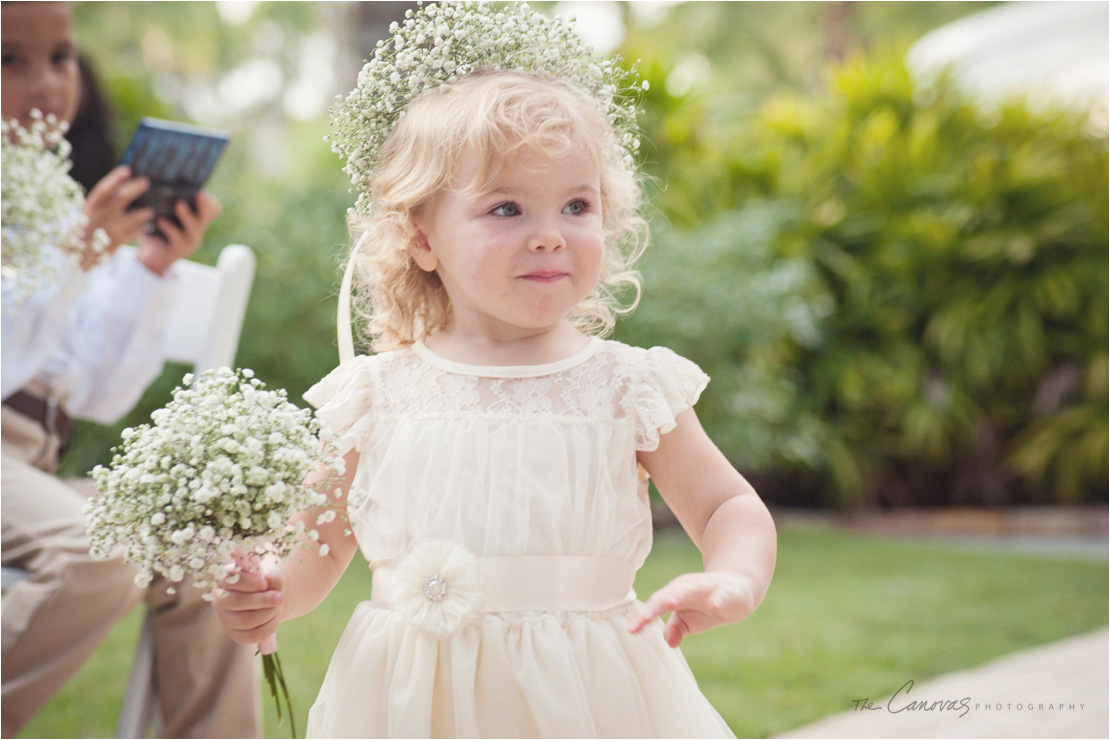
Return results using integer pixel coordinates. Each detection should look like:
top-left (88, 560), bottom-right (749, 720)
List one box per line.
top-left (2, 390), bottom-right (73, 456)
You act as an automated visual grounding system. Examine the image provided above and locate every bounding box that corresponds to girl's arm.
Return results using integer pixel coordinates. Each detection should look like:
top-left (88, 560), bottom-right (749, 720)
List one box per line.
top-left (212, 448), bottom-right (362, 646)
top-left (629, 408), bottom-right (777, 647)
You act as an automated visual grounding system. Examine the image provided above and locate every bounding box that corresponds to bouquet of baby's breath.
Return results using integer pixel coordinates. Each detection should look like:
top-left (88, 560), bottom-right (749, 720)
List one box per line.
top-left (1, 109), bottom-right (108, 299)
top-left (86, 367), bottom-right (346, 737)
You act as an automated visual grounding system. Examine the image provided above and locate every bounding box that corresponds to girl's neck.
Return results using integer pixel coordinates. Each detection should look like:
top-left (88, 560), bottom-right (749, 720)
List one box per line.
top-left (421, 320), bottom-right (591, 367)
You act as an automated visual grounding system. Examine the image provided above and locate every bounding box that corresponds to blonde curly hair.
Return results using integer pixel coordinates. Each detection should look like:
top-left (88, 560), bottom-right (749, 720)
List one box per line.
top-left (347, 69), bottom-right (647, 353)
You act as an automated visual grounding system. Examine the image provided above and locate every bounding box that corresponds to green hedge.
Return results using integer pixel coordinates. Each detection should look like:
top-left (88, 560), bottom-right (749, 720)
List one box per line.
top-left (619, 51), bottom-right (1108, 507)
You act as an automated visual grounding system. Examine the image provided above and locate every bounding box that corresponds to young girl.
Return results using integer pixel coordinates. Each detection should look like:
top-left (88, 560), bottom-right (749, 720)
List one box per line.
top-left (213, 5), bottom-right (776, 738)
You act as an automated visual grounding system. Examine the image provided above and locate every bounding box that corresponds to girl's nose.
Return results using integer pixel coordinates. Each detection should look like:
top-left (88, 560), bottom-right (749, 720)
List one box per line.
top-left (26, 66), bottom-right (64, 111)
top-left (527, 219), bottom-right (566, 253)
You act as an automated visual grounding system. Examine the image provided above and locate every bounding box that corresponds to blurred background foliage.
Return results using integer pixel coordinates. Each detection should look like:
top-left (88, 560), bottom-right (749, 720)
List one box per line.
top-left (619, 52), bottom-right (1108, 508)
top-left (62, 1), bottom-right (1108, 509)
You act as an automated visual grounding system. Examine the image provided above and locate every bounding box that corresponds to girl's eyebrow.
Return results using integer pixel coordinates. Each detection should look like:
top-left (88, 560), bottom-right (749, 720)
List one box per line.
top-left (484, 183), bottom-right (600, 199)
top-left (2, 40), bottom-right (76, 53)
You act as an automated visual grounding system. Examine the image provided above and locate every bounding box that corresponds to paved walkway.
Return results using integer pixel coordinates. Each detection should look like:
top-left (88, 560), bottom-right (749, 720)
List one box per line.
top-left (777, 627), bottom-right (1109, 739)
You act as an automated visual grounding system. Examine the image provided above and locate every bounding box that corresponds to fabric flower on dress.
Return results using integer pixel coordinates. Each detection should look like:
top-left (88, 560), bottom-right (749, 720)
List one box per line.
top-left (393, 540), bottom-right (485, 636)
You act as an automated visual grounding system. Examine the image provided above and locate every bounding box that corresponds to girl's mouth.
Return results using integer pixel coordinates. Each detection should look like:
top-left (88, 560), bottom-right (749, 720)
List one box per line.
top-left (519, 271), bottom-right (568, 283)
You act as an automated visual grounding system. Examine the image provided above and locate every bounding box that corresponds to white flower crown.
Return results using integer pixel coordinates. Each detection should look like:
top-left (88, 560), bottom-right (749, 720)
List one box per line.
top-left (328, 0), bottom-right (647, 217)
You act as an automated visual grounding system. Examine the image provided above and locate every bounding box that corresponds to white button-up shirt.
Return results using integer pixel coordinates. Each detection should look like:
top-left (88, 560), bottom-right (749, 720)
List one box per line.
top-left (2, 248), bottom-right (179, 424)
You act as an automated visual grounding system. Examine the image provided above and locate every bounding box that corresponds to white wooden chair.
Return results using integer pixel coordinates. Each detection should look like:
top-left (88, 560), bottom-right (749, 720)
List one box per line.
top-left (155, 244), bottom-right (256, 375)
top-left (1, 244), bottom-right (256, 738)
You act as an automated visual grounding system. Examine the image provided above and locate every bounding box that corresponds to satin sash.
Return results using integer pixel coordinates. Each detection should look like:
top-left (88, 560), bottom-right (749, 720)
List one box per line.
top-left (369, 556), bottom-right (637, 613)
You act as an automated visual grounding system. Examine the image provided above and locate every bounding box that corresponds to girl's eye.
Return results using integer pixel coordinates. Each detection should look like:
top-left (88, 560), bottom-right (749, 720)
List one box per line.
top-left (51, 47), bottom-right (76, 66)
top-left (563, 199), bottom-right (590, 216)
top-left (490, 202), bottom-right (520, 217)
top-left (1, 53), bottom-right (20, 67)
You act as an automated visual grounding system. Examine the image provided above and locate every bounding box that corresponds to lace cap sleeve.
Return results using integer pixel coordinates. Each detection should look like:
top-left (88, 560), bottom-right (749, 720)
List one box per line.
top-left (303, 356), bottom-right (375, 455)
top-left (628, 346), bottom-right (710, 452)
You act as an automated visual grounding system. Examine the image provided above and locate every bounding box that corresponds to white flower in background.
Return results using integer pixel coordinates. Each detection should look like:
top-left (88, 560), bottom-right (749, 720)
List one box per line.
top-left (85, 368), bottom-right (347, 597)
top-left (1, 110), bottom-right (109, 301)
top-left (328, 1), bottom-right (645, 217)
top-left (394, 540), bottom-right (485, 636)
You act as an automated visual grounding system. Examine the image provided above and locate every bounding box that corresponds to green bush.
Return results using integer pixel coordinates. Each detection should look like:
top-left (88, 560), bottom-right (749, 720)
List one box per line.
top-left (616, 204), bottom-right (832, 477)
top-left (622, 51), bottom-right (1108, 507)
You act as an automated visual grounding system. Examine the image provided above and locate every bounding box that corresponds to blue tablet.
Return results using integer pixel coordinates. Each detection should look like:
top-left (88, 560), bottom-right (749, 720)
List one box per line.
top-left (120, 118), bottom-right (230, 231)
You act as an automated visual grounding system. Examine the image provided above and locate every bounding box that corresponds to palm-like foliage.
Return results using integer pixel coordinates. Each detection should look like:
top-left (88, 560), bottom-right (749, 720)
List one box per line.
top-left (622, 51), bottom-right (1108, 506)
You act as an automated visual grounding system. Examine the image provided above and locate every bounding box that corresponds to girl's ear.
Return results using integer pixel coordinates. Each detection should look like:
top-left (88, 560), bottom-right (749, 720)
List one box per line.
top-left (408, 221), bottom-right (439, 272)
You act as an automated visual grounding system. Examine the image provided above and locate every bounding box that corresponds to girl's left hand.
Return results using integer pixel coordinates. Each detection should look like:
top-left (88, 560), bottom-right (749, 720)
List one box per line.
top-left (137, 190), bottom-right (221, 276)
top-left (629, 571), bottom-right (758, 648)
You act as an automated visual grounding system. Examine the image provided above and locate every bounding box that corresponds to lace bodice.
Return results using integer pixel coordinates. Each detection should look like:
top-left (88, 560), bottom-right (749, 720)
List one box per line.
top-left (304, 338), bottom-right (708, 568)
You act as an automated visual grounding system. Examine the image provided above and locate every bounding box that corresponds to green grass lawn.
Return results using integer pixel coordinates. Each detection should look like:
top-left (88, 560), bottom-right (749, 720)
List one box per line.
top-left (17, 523), bottom-right (1108, 738)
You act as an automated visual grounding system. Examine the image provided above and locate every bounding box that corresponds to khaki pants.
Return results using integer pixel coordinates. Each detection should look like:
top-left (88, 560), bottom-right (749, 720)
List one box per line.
top-left (1, 405), bottom-right (262, 738)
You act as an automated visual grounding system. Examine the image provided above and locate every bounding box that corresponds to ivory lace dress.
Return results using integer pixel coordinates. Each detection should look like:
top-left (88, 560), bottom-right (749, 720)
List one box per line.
top-left (302, 337), bottom-right (735, 738)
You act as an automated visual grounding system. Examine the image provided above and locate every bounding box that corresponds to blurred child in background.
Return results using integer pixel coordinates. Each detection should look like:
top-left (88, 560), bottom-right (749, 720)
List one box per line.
top-left (1, 2), bottom-right (259, 736)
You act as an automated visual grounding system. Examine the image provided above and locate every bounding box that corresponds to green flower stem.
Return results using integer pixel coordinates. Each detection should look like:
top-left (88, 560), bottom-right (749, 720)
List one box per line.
top-left (261, 650), bottom-right (296, 739)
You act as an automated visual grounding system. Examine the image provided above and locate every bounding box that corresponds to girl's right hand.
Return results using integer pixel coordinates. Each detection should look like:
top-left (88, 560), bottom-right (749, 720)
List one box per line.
top-left (82, 165), bottom-right (155, 256)
top-left (211, 555), bottom-right (286, 647)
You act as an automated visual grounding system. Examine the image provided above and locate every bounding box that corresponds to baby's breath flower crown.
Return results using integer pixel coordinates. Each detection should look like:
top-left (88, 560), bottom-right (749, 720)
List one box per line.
top-left (1, 110), bottom-right (109, 298)
top-left (328, 0), bottom-right (648, 216)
